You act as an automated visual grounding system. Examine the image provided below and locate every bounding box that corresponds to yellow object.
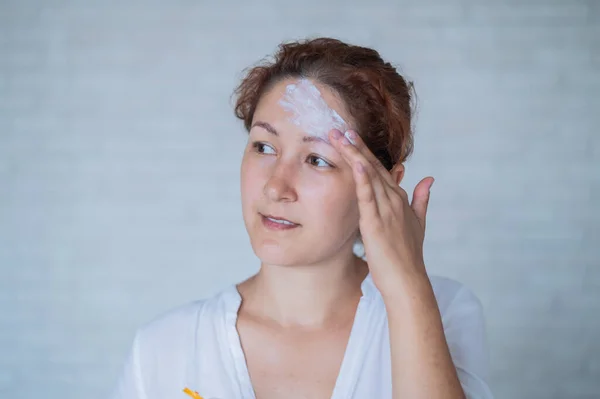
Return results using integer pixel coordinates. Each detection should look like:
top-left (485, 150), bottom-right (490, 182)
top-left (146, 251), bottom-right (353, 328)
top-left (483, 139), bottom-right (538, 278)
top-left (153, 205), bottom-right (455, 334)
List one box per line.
top-left (183, 387), bottom-right (203, 399)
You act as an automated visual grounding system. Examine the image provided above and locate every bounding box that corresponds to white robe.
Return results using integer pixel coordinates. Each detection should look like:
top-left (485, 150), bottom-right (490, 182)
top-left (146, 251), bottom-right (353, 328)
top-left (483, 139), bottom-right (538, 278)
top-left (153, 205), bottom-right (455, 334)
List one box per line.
top-left (109, 274), bottom-right (494, 399)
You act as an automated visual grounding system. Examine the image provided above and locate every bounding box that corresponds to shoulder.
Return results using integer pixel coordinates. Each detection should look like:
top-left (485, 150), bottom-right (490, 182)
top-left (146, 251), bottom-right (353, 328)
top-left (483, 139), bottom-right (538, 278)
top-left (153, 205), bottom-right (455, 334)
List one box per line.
top-left (112, 288), bottom-right (236, 396)
top-left (133, 287), bottom-right (231, 352)
top-left (138, 300), bottom-right (206, 341)
top-left (428, 275), bottom-right (484, 321)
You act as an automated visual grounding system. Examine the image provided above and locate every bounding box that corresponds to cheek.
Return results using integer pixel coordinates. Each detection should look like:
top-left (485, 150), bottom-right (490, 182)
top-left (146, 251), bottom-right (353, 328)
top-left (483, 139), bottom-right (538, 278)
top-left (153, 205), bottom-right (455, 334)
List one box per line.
top-left (240, 153), bottom-right (272, 205)
top-left (240, 154), bottom-right (261, 201)
top-left (300, 177), bottom-right (359, 226)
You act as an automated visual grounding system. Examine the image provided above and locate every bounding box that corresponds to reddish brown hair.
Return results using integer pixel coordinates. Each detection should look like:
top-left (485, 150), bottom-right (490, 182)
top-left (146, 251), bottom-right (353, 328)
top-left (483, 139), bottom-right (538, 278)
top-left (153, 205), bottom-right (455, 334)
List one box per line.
top-left (233, 37), bottom-right (415, 171)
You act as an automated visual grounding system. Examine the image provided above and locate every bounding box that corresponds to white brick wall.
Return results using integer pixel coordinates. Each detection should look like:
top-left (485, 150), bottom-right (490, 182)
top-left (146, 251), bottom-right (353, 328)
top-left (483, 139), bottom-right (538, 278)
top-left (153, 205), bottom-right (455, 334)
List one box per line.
top-left (0, 1), bottom-right (598, 398)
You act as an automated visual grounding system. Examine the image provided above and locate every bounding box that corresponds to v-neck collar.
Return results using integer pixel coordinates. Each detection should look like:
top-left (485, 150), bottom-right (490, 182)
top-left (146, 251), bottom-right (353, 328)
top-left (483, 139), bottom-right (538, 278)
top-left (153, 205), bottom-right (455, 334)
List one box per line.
top-left (221, 273), bottom-right (379, 399)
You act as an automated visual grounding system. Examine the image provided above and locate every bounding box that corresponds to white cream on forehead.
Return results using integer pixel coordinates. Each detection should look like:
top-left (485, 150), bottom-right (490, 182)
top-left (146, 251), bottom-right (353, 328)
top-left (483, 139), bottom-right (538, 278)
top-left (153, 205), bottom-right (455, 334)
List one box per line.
top-left (278, 78), bottom-right (348, 142)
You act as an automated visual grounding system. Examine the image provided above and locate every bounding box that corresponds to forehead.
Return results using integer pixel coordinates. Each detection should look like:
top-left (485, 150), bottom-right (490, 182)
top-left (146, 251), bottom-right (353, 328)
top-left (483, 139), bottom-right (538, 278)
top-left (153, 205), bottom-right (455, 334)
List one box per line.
top-left (254, 77), bottom-right (354, 127)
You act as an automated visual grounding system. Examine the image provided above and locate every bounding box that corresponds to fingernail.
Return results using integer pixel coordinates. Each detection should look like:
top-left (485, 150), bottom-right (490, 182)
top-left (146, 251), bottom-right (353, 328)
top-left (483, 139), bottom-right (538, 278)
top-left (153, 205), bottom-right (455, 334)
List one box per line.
top-left (344, 131), bottom-right (356, 145)
top-left (331, 129), bottom-right (342, 140)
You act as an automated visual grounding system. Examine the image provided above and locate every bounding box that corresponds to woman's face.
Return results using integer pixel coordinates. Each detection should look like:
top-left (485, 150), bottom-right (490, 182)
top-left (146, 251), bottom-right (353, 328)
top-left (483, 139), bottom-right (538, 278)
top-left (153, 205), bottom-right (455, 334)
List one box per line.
top-left (240, 78), bottom-right (360, 266)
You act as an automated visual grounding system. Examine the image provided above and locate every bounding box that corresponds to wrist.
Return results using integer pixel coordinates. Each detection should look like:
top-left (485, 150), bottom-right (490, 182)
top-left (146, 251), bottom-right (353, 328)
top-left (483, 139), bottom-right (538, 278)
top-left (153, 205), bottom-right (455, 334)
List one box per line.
top-left (375, 265), bottom-right (432, 304)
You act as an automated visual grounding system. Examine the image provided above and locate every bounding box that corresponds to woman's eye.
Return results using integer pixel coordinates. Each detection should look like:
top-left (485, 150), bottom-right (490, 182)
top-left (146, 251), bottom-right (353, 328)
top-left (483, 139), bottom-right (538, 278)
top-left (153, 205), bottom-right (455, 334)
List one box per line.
top-left (307, 155), bottom-right (333, 168)
top-left (252, 142), bottom-right (276, 155)
top-left (251, 142), bottom-right (331, 168)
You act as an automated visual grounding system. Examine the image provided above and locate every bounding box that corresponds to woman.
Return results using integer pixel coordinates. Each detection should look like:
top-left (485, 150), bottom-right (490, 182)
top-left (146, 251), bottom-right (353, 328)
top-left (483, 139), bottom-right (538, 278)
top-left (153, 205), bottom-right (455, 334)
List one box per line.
top-left (110, 37), bottom-right (493, 399)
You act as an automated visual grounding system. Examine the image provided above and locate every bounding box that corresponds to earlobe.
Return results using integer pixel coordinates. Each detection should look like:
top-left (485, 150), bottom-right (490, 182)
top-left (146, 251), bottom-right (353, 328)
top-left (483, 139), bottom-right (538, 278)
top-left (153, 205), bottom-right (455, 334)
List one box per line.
top-left (391, 163), bottom-right (405, 186)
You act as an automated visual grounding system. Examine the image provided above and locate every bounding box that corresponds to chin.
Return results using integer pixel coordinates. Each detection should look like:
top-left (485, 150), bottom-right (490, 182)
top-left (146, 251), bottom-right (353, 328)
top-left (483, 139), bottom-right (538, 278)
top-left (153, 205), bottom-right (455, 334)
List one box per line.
top-left (251, 239), bottom-right (306, 267)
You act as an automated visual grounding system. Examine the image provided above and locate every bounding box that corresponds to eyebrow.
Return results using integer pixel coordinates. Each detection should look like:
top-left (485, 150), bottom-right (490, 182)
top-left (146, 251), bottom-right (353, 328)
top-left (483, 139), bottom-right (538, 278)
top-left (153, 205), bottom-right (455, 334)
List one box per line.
top-left (251, 121), bottom-right (331, 145)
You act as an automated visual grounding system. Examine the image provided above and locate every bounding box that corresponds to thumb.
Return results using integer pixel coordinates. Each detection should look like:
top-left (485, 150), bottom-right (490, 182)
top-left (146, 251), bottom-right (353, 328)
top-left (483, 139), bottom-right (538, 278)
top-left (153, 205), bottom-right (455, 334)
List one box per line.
top-left (411, 177), bottom-right (434, 230)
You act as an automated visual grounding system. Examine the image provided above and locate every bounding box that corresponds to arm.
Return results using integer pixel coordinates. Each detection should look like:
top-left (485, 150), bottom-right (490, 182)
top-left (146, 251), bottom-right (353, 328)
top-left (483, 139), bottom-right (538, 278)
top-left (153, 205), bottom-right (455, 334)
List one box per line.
top-left (326, 129), bottom-right (492, 398)
top-left (383, 271), bottom-right (466, 399)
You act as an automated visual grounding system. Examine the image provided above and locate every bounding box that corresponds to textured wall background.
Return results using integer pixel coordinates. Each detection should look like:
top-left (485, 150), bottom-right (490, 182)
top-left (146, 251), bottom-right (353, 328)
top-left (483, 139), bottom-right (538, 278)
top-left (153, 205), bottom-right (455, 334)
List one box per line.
top-left (1, 1), bottom-right (598, 398)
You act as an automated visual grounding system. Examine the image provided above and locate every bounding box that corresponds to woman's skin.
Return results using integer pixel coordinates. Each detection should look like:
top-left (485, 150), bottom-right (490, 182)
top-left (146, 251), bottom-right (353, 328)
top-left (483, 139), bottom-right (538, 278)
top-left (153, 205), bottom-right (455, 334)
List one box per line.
top-left (237, 78), bottom-right (465, 399)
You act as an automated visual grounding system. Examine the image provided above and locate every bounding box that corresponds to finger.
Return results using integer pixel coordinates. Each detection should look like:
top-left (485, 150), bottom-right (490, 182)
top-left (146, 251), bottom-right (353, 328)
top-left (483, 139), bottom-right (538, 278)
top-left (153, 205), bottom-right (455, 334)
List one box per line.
top-left (329, 129), bottom-right (391, 206)
top-left (411, 177), bottom-right (434, 230)
top-left (353, 160), bottom-right (380, 223)
top-left (340, 130), bottom-right (397, 188)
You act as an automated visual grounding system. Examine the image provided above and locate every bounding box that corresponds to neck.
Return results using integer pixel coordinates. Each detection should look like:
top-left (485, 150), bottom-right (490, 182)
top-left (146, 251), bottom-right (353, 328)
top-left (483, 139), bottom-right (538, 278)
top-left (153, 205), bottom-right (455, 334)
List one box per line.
top-left (237, 251), bottom-right (369, 329)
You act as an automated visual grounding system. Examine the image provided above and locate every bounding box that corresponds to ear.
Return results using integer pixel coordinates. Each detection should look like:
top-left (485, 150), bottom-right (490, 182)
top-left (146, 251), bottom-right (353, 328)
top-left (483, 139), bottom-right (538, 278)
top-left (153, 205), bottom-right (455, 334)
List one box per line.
top-left (390, 163), bottom-right (405, 186)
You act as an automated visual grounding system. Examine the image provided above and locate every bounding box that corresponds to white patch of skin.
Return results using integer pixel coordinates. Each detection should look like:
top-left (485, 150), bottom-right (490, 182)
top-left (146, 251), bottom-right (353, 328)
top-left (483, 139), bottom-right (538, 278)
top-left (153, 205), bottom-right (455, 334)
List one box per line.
top-left (278, 78), bottom-right (352, 144)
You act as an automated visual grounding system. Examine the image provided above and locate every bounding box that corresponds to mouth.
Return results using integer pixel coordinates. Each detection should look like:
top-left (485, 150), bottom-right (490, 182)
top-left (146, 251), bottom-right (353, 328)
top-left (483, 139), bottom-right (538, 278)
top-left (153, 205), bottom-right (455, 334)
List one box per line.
top-left (260, 213), bottom-right (300, 230)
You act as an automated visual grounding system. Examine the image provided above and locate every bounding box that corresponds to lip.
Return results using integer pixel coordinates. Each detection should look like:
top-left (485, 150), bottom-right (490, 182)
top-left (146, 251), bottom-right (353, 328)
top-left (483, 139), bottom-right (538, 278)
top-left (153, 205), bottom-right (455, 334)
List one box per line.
top-left (260, 213), bottom-right (300, 230)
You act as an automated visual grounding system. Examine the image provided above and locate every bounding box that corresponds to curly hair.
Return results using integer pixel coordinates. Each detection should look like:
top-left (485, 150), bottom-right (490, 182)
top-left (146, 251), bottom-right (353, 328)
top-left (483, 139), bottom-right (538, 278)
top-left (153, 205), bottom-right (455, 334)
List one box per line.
top-left (233, 37), bottom-right (416, 171)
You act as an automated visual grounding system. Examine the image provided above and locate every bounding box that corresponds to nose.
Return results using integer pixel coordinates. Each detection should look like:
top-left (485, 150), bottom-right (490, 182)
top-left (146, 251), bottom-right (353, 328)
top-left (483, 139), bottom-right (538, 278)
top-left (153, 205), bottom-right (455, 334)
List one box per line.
top-left (263, 162), bottom-right (298, 203)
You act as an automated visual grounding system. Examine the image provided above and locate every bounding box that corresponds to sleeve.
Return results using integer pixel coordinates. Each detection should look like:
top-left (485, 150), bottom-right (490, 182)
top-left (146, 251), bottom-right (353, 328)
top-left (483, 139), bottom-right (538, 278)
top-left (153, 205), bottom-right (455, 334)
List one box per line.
top-left (442, 285), bottom-right (495, 399)
top-left (108, 330), bottom-right (148, 399)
